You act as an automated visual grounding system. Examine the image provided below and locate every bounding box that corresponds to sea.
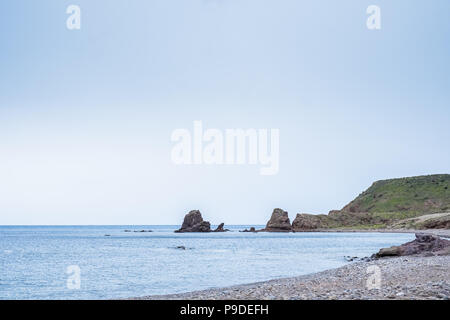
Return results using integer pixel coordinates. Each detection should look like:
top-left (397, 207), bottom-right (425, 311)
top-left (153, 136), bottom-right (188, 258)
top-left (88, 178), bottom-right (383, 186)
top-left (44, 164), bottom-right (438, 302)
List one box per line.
top-left (0, 225), bottom-right (414, 300)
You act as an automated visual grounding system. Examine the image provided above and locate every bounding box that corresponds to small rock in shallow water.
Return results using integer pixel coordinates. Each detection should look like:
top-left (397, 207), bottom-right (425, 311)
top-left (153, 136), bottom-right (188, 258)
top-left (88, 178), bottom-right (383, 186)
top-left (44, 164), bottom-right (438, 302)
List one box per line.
top-left (213, 223), bottom-right (229, 232)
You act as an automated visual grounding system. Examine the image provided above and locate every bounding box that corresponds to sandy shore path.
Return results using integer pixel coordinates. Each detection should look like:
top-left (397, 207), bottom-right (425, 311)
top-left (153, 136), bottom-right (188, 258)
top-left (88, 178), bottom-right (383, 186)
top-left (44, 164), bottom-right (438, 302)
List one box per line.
top-left (133, 255), bottom-right (449, 300)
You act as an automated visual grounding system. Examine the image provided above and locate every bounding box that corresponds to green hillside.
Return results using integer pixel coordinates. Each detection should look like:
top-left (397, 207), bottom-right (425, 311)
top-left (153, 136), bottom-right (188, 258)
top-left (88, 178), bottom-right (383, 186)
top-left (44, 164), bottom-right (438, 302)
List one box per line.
top-left (292, 174), bottom-right (450, 231)
top-left (341, 174), bottom-right (450, 216)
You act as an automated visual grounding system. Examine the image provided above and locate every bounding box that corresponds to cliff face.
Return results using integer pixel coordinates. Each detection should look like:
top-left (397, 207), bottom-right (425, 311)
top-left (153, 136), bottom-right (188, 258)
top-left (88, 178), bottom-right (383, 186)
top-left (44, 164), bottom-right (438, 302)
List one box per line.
top-left (292, 174), bottom-right (450, 231)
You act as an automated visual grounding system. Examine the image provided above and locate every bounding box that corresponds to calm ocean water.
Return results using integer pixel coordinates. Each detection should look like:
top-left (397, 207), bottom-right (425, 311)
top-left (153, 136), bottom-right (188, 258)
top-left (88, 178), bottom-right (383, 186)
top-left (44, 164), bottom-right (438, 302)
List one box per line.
top-left (0, 226), bottom-right (414, 300)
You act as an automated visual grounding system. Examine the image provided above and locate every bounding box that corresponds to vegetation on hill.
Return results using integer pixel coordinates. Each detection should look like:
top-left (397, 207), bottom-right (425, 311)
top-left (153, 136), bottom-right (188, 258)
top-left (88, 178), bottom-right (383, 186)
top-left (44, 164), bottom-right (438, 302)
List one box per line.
top-left (292, 174), bottom-right (450, 230)
top-left (341, 174), bottom-right (450, 215)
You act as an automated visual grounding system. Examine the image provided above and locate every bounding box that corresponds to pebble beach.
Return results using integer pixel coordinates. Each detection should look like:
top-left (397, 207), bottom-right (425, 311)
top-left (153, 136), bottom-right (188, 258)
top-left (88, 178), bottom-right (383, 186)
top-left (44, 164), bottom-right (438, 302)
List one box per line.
top-left (135, 253), bottom-right (450, 300)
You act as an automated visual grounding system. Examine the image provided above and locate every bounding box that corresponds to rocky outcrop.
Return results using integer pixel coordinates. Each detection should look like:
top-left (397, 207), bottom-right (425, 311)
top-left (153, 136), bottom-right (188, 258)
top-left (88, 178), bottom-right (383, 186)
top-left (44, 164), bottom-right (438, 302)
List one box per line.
top-left (175, 210), bottom-right (211, 232)
top-left (175, 210), bottom-right (228, 233)
top-left (241, 227), bottom-right (257, 233)
top-left (292, 213), bottom-right (329, 231)
top-left (374, 233), bottom-right (450, 258)
top-left (262, 208), bottom-right (292, 232)
top-left (389, 212), bottom-right (450, 230)
top-left (420, 215), bottom-right (450, 229)
top-left (213, 223), bottom-right (229, 232)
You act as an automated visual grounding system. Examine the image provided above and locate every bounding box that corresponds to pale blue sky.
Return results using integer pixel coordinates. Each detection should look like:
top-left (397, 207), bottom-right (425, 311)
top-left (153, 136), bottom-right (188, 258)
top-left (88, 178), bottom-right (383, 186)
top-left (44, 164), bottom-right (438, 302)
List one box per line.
top-left (0, 0), bottom-right (449, 224)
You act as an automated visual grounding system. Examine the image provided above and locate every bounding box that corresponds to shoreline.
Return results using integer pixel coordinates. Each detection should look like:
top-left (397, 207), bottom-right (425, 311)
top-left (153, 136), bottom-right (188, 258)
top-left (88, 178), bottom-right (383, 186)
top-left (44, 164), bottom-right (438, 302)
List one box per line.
top-left (131, 255), bottom-right (449, 300)
top-left (296, 228), bottom-right (450, 238)
top-left (130, 229), bottom-right (449, 300)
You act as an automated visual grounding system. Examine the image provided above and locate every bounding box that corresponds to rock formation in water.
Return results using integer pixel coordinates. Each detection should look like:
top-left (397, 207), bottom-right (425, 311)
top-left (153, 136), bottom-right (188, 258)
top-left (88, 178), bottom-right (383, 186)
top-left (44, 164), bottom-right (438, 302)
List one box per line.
top-left (175, 210), bottom-right (228, 233)
top-left (292, 213), bottom-right (328, 231)
top-left (261, 208), bottom-right (292, 232)
top-left (175, 210), bottom-right (211, 232)
top-left (374, 233), bottom-right (450, 258)
top-left (213, 223), bottom-right (229, 232)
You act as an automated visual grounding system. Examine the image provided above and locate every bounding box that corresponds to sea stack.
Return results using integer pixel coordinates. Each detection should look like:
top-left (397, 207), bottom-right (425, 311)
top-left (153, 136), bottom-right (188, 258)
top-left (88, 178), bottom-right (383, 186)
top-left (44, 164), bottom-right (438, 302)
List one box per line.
top-left (213, 223), bottom-right (229, 232)
top-left (175, 210), bottom-right (211, 232)
top-left (175, 210), bottom-right (228, 233)
top-left (263, 208), bottom-right (292, 232)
